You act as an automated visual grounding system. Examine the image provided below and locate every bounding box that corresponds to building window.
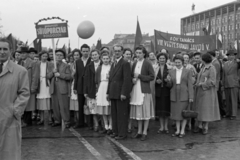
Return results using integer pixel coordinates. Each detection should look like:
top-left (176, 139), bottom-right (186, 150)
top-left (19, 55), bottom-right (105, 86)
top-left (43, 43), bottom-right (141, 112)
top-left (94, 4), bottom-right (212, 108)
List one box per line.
top-left (225, 26), bottom-right (227, 31)
top-left (229, 25), bottom-right (231, 31)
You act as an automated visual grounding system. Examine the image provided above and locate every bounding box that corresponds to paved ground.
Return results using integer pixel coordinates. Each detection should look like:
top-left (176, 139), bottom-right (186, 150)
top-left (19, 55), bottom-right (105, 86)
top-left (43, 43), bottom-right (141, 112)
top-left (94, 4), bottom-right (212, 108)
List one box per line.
top-left (22, 115), bottom-right (240, 160)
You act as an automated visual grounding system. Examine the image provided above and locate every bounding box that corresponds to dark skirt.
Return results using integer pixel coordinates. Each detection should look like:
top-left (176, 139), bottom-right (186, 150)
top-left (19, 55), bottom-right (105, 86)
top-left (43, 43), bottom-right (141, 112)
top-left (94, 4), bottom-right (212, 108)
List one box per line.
top-left (155, 95), bottom-right (170, 117)
top-left (170, 85), bottom-right (188, 121)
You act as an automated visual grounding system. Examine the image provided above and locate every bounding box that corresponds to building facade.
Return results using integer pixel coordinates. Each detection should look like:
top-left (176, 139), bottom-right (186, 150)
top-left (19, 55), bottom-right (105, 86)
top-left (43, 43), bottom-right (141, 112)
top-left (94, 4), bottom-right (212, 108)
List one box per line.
top-left (106, 33), bottom-right (154, 52)
top-left (181, 1), bottom-right (240, 50)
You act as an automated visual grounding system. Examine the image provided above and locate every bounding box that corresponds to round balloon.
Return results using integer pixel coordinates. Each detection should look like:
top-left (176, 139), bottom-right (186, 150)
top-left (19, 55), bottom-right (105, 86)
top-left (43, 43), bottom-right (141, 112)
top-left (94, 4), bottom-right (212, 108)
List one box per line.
top-left (77, 20), bottom-right (95, 39)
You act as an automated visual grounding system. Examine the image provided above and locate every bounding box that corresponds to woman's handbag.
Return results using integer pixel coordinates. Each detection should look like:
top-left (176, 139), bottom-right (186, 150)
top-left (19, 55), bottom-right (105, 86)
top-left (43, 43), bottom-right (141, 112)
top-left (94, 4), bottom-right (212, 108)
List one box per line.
top-left (182, 102), bottom-right (198, 119)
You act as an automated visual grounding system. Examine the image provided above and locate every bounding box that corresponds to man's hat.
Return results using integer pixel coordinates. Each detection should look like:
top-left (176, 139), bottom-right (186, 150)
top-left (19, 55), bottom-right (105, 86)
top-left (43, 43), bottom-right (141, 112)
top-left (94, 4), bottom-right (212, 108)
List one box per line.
top-left (28, 47), bottom-right (37, 54)
top-left (226, 49), bottom-right (237, 56)
top-left (19, 46), bottom-right (29, 53)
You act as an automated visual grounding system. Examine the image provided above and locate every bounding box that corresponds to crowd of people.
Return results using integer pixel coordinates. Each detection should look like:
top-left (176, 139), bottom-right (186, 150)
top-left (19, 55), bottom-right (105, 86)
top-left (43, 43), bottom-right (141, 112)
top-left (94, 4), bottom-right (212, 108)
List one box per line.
top-left (1, 38), bottom-right (240, 149)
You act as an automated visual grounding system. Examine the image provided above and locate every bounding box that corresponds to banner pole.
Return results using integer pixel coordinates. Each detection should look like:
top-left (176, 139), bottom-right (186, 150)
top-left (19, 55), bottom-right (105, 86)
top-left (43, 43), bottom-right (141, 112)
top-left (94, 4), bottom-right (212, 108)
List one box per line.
top-left (51, 38), bottom-right (57, 69)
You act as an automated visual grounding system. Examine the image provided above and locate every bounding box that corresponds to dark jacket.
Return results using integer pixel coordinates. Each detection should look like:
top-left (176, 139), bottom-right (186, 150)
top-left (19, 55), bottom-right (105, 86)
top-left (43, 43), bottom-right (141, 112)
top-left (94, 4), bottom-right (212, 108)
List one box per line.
top-left (155, 64), bottom-right (171, 97)
top-left (33, 61), bottom-right (51, 93)
top-left (107, 58), bottom-right (132, 99)
top-left (74, 58), bottom-right (91, 94)
top-left (131, 59), bottom-right (155, 94)
top-left (84, 61), bottom-right (102, 99)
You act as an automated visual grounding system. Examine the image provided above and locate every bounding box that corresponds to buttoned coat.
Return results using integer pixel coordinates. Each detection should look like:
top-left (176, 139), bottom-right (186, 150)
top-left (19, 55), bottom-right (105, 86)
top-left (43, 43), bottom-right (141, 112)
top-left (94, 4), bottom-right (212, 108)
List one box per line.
top-left (131, 59), bottom-right (155, 94)
top-left (212, 58), bottom-right (221, 91)
top-left (0, 60), bottom-right (30, 160)
top-left (74, 58), bottom-right (92, 94)
top-left (21, 58), bottom-right (37, 111)
top-left (193, 64), bottom-right (220, 121)
top-left (47, 62), bottom-right (72, 95)
top-left (223, 60), bottom-right (240, 88)
top-left (107, 58), bottom-right (132, 99)
top-left (168, 68), bottom-right (194, 102)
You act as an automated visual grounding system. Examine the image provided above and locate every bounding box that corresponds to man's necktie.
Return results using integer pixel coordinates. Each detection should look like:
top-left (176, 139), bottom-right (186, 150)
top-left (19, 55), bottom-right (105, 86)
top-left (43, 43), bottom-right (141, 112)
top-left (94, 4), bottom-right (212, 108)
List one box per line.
top-left (0, 63), bottom-right (3, 74)
top-left (114, 61), bottom-right (117, 68)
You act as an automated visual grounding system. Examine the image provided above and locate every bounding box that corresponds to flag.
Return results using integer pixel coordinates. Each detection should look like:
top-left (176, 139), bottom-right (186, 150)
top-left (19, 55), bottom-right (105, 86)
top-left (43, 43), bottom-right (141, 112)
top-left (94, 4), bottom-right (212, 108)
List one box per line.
top-left (56, 39), bottom-right (59, 48)
top-left (68, 40), bottom-right (71, 55)
top-left (150, 40), bottom-right (155, 53)
top-left (37, 39), bottom-right (42, 52)
top-left (134, 17), bottom-right (143, 50)
top-left (216, 29), bottom-right (223, 49)
top-left (25, 40), bottom-right (28, 46)
top-left (237, 34), bottom-right (240, 58)
top-left (202, 20), bottom-right (212, 36)
top-left (6, 33), bottom-right (17, 51)
top-left (62, 44), bottom-right (66, 53)
top-left (95, 39), bottom-right (102, 50)
top-left (33, 38), bottom-right (38, 50)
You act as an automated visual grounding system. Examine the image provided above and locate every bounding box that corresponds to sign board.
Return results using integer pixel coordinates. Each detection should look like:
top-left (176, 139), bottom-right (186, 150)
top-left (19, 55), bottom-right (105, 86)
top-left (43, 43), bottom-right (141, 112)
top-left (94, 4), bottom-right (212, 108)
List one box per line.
top-left (154, 30), bottom-right (216, 56)
top-left (36, 23), bottom-right (68, 39)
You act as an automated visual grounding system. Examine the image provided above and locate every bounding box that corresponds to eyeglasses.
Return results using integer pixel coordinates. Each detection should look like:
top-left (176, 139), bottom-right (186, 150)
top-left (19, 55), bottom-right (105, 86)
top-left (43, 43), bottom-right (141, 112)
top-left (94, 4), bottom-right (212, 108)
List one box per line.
top-left (114, 50), bottom-right (122, 53)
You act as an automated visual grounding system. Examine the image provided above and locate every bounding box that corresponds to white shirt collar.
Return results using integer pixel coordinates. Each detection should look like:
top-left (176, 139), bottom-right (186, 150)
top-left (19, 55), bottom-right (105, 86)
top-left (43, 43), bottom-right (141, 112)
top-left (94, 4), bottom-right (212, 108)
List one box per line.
top-left (176, 67), bottom-right (183, 71)
top-left (116, 56), bottom-right (122, 63)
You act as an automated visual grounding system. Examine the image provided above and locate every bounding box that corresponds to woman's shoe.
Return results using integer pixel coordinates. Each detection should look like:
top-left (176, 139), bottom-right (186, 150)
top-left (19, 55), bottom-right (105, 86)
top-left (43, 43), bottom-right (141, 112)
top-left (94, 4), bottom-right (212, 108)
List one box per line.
top-left (165, 130), bottom-right (169, 134)
top-left (172, 132), bottom-right (180, 137)
top-left (94, 126), bottom-right (99, 132)
top-left (157, 129), bottom-right (164, 134)
top-left (140, 134), bottom-right (147, 141)
top-left (179, 133), bottom-right (185, 138)
top-left (202, 129), bottom-right (208, 135)
top-left (132, 133), bottom-right (142, 139)
top-left (128, 129), bottom-right (132, 133)
top-left (107, 130), bottom-right (113, 135)
top-left (99, 129), bottom-right (107, 134)
top-left (51, 123), bottom-right (61, 127)
top-left (65, 123), bottom-right (70, 128)
top-left (37, 121), bottom-right (43, 125)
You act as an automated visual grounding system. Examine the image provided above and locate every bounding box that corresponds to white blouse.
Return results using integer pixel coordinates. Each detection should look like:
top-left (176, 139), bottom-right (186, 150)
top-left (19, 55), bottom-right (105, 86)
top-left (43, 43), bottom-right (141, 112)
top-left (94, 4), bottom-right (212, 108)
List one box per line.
top-left (176, 67), bottom-right (183, 84)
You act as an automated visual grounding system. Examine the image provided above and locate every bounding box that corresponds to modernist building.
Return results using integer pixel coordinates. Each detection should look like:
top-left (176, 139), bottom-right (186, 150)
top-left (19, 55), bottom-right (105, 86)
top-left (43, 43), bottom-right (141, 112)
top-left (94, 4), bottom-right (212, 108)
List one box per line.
top-left (181, 1), bottom-right (240, 50)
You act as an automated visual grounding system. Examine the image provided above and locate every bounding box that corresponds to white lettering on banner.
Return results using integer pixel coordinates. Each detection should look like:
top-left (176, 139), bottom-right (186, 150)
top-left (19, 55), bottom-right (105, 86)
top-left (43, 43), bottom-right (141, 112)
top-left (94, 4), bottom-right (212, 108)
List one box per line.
top-left (37, 26), bottom-right (67, 35)
top-left (157, 39), bottom-right (211, 51)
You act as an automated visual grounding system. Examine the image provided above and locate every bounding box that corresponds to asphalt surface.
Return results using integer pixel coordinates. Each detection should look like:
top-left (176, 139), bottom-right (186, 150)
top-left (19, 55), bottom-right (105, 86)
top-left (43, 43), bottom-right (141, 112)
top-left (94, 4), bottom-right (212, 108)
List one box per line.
top-left (22, 113), bottom-right (240, 160)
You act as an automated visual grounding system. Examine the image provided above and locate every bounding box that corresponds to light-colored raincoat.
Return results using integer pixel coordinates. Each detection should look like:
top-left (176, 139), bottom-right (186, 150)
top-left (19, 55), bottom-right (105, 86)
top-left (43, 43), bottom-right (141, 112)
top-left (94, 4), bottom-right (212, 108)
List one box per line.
top-left (0, 60), bottom-right (30, 160)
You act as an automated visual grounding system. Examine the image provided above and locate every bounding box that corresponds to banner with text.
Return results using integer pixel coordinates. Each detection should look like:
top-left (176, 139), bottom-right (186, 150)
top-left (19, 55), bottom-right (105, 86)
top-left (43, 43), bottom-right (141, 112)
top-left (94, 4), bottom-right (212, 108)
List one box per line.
top-left (154, 30), bottom-right (216, 55)
top-left (36, 23), bottom-right (68, 39)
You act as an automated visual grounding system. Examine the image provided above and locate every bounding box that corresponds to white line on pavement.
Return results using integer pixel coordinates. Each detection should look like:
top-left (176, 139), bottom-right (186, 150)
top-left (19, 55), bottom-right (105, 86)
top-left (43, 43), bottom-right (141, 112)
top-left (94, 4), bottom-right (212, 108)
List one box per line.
top-left (106, 136), bottom-right (142, 160)
top-left (69, 128), bottom-right (105, 160)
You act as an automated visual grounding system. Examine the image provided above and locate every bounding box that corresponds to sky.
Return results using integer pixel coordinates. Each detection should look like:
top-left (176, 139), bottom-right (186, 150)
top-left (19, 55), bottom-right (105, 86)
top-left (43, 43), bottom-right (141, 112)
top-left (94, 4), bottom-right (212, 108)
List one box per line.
top-left (0, 0), bottom-right (233, 49)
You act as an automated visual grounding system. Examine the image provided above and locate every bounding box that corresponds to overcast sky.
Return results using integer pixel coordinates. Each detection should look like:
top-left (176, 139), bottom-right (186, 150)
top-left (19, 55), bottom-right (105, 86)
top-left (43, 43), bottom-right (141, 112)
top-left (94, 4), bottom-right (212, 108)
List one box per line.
top-left (0, 0), bottom-right (232, 49)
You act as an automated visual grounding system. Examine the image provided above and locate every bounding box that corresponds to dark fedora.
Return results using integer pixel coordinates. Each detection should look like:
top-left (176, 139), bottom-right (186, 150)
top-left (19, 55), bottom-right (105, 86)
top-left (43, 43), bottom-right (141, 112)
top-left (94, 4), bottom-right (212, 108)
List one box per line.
top-left (28, 47), bottom-right (37, 54)
top-left (226, 49), bottom-right (237, 56)
top-left (19, 46), bottom-right (29, 53)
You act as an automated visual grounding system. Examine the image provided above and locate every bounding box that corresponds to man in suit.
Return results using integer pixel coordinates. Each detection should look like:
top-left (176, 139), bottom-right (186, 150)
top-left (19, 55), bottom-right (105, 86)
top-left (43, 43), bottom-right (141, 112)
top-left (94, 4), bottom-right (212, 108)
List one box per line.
top-left (208, 50), bottom-right (226, 117)
top-left (193, 52), bottom-right (204, 73)
top-left (74, 44), bottom-right (92, 128)
top-left (47, 49), bottom-right (72, 128)
top-left (107, 45), bottom-right (132, 140)
top-left (223, 50), bottom-right (240, 119)
top-left (19, 46), bottom-right (37, 127)
top-left (0, 38), bottom-right (30, 160)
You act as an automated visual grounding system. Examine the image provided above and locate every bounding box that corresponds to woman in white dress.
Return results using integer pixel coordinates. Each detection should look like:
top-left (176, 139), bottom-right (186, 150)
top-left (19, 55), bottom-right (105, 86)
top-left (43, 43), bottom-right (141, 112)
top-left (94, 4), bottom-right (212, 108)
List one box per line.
top-left (69, 49), bottom-right (81, 128)
top-left (96, 51), bottom-right (112, 134)
top-left (35, 51), bottom-right (51, 125)
top-left (130, 46), bottom-right (155, 141)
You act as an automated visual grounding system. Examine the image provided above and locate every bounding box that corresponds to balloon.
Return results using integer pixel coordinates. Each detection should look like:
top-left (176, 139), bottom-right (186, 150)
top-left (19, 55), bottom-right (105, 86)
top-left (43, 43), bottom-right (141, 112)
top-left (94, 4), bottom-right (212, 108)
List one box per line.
top-left (77, 20), bottom-right (95, 39)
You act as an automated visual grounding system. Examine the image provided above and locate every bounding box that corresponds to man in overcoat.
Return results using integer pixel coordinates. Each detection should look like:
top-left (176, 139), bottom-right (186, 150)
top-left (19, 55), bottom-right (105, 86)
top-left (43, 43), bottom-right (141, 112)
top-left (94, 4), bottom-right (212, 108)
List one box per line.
top-left (0, 38), bottom-right (30, 160)
top-left (19, 46), bottom-right (37, 127)
top-left (223, 50), bottom-right (240, 119)
top-left (107, 45), bottom-right (132, 140)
